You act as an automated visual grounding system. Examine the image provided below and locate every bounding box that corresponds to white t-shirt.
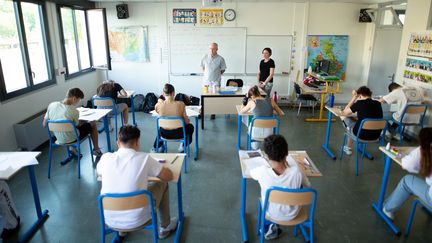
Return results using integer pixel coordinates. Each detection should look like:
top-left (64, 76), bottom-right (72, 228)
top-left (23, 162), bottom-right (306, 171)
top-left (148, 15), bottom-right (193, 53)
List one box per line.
top-left (200, 54), bottom-right (226, 86)
top-left (44, 101), bottom-right (80, 144)
top-left (96, 148), bottom-right (163, 229)
top-left (401, 147), bottom-right (432, 199)
top-left (382, 87), bottom-right (423, 123)
top-left (250, 157), bottom-right (310, 221)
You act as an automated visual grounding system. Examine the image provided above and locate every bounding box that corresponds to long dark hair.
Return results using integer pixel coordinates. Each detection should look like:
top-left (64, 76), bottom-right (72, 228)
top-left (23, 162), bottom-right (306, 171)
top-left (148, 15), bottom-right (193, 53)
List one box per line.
top-left (419, 127), bottom-right (432, 177)
top-left (248, 85), bottom-right (261, 98)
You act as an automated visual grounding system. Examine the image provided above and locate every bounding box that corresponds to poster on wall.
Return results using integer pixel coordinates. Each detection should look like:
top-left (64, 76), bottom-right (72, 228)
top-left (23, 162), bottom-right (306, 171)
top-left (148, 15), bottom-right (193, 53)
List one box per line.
top-left (173, 9), bottom-right (197, 24)
top-left (198, 9), bottom-right (224, 26)
top-left (403, 57), bottom-right (432, 84)
top-left (307, 35), bottom-right (349, 80)
top-left (407, 33), bottom-right (432, 58)
top-left (108, 26), bottom-right (150, 63)
top-left (202, 0), bottom-right (223, 7)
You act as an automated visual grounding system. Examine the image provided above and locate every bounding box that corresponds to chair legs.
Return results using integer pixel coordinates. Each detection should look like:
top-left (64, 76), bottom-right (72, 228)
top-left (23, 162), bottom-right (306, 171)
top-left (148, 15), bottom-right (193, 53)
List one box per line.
top-left (406, 199), bottom-right (419, 237)
top-left (339, 134), bottom-right (347, 160)
top-left (297, 102), bottom-right (302, 117)
top-left (47, 143), bottom-right (53, 179)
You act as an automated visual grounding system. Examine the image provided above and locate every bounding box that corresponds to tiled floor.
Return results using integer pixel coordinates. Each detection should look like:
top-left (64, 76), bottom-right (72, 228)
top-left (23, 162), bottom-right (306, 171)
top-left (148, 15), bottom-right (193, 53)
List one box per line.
top-left (5, 108), bottom-right (431, 243)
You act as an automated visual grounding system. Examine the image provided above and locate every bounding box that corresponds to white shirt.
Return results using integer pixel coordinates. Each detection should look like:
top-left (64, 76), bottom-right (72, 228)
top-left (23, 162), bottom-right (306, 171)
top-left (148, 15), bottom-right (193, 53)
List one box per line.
top-left (401, 147), bottom-right (432, 199)
top-left (96, 148), bottom-right (163, 229)
top-left (44, 101), bottom-right (80, 144)
top-left (200, 54), bottom-right (226, 86)
top-left (383, 87), bottom-right (423, 123)
top-left (250, 156), bottom-right (310, 221)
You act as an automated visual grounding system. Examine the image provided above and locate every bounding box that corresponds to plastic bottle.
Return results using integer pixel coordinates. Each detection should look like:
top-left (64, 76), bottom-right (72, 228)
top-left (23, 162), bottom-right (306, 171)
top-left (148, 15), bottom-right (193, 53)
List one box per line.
top-left (386, 142), bottom-right (391, 151)
top-left (307, 65), bottom-right (312, 74)
top-left (272, 91), bottom-right (278, 103)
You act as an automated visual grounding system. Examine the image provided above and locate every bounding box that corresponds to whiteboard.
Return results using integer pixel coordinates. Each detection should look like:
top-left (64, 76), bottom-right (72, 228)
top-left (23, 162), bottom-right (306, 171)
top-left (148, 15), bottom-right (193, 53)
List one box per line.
top-left (246, 35), bottom-right (292, 74)
top-left (169, 27), bottom-right (246, 74)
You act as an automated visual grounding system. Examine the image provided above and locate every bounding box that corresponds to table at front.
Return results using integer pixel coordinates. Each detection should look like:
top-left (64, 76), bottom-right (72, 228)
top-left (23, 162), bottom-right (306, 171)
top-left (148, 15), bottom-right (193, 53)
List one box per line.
top-left (118, 90), bottom-right (137, 126)
top-left (0, 152), bottom-right (49, 243)
top-left (239, 151), bottom-right (322, 242)
top-left (149, 153), bottom-right (185, 243)
top-left (77, 108), bottom-right (113, 152)
top-left (296, 80), bottom-right (339, 122)
top-left (201, 91), bottom-right (245, 129)
top-left (372, 146), bottom-right (416, 236)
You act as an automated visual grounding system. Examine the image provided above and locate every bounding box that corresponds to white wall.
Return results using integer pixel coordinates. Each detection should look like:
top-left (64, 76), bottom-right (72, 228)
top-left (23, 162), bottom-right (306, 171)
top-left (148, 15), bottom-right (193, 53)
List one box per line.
top-left (99, 1), bottom-right (372, 102)
top-left (0, 2), bottom-right (104, 150)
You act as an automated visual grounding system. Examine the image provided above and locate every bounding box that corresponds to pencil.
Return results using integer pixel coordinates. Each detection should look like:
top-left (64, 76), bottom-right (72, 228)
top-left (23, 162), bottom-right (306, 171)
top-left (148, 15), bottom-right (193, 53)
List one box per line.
top-left (171, 155), bottom-right (179, 164)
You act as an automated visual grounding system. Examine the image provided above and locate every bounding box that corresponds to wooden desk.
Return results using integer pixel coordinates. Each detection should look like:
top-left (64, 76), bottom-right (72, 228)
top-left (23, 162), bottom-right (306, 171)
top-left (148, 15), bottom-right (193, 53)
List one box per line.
top-left (372, 146), bottom-right (416, 236)
top-left (77, 107), bottom-right (113, 152)
top-left (297, 81), bottom-right (341, 122)
top-left (239, 150), bottom-right (322, 242)
top-left (201, 90), bottom-right (245, 129)
top-left (118, 90), bottom-right (137, 126)
top-left (151, 106), bottom-right (201, 160)
top-left (0, 152), bottom-right (49, 243)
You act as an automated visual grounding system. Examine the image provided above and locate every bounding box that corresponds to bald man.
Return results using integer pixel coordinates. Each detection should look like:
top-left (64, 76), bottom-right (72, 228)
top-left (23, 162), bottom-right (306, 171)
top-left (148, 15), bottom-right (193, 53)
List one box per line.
top-left (200, 43), bottom-right (227, 87)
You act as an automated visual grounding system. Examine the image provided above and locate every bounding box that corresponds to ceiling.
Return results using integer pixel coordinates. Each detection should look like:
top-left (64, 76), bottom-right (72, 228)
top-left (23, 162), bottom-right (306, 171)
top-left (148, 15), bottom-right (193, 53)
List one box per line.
top-left (91, 0), bottom-right (399, 4)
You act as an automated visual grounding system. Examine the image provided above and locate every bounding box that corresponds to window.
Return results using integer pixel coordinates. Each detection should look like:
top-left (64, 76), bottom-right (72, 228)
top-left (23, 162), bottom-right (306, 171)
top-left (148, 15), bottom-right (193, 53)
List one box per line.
top-left (0, 0), bottom-right (55, 101)
top-left (58, 6), bottom-right (111, 78)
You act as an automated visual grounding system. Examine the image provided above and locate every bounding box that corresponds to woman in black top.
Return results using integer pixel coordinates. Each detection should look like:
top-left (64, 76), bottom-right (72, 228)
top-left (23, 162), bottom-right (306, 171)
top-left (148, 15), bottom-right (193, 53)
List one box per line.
top-left (257, 47), bottom-right (275, 97)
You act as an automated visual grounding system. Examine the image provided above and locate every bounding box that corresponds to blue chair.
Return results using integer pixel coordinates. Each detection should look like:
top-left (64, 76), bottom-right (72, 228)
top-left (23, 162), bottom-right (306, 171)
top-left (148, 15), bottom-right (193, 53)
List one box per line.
top-left (246, 116), bottom-right (280, 150)
top-left (391, 104), bottom-right (428, 145)
top-left (339, 118), bottom-right (388, 176)
top-left (46, 120), bottom-right (94, 179)
top-left (92, 97), bottom-right (124, 140)
top-left (156, 116), bottom-right (190, 173)
top-left (257, 187), bottom-right (317, 243)
top-left (98, 190), bottom-right (158, 243)
top-left (405, 198), bottom-right (432, 237)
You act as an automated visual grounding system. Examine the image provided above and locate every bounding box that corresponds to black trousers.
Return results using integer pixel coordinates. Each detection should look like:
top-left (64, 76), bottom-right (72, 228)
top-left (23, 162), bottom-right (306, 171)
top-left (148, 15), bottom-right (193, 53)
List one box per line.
top-left (154, 123), bottom-right (194, 148)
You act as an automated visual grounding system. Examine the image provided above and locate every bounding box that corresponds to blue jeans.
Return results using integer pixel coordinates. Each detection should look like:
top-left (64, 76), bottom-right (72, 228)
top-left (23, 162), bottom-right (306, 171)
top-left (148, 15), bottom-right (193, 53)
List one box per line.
top-left (384, 174), bottom-right (432, 212)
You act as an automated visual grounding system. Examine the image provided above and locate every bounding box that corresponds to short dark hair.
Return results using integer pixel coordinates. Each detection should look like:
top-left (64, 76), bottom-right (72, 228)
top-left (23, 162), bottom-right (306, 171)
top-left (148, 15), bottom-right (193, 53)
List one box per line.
top-left (67, 88), bottom-right (84, 99)
top-left (262, 47), bottom-right (272, 56)
top-left (356, 86), bottom-right (372, 97)
top-left (388, 82), bottom-right (401, 92)
top-left (163, 83), bottom-right (175, 95)
top-left (118, 125), bottom-right (140, 145)
top-left (263, 135), bottom-right (288, 162)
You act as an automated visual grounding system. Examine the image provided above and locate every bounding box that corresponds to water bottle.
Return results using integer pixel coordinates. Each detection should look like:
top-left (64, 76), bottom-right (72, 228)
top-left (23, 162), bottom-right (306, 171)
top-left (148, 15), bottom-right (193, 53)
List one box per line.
top-left (308, 65), bottom-right (312, 74)
top-left (272, 91), bottom-right (278, 103)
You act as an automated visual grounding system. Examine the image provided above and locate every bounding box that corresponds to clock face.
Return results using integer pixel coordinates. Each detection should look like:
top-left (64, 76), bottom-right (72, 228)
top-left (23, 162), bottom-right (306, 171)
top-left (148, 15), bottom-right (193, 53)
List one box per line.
top-left (224, 9), bottom-right (236, 21)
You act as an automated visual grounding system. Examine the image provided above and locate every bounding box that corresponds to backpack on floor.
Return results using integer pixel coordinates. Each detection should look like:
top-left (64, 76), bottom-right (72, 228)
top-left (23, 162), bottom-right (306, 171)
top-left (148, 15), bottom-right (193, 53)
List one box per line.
top-left (190, 96), bottom-right (200, 106)
top-left (143, 93), bottom-right (159, 113)
top-left (133, 94), bottom-right (145, 111)
top-left (175, 93), bottom-right (191, 106)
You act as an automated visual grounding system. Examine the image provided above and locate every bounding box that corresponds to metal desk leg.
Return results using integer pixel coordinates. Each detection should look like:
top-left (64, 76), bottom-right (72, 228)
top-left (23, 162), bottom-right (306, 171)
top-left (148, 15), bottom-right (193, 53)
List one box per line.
top-left (104, 116), bottom-right (112, 152)
top-left (201, 96), bottom-right (205, 130)
top-left (240, 177), bottom-right (248, 242)
top-left (372, 156), bottom-right (401, 235)
top-left (19, 166), bottom-right (49, 243)
top-left (237, 114), bottom-right (242, 150)
top-left (130, 94), bottom-right (137, 126)
top-left (194, 117), bottom-right (199, 160)
top-left (321, 111), bottom-right (336, 160)
top-left (175, 176), bottom-right (184, 243)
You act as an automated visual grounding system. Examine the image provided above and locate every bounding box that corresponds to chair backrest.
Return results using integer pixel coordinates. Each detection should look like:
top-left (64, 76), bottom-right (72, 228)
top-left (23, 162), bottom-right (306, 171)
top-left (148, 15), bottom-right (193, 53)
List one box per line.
top-left (404, 104), bottom-right (428, 115)
top-left (100, 191), bottom-right (151, 211)
top-left (355, 118), bottom-right (387, 142)
top-left (226, 79), bottom-right (243, 87)
top-left (263, 187), bottom-right (317, 218)
top-left (157, 116), bottom-right (185, 130)
top-left (47, 120), bottom-right (75, 132)
top-left (294, 82), bottom-right (301, 95)
top-left (93, 96), bottom-right (115, 108)
top-left (251, 117), bottom-right (279, 129)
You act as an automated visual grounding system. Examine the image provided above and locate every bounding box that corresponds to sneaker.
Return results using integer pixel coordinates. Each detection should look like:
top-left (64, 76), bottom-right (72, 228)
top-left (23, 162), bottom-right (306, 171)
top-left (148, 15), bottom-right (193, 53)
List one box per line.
top-left (178, 143), bottom-right (184, 153)
top-left (393, 133), bottom-right (402, 141)
top-left (385, 131), bottom-right (392, 140)
top-left (159, 217), bottom-right (178, 239)
top-left (93, 149), bottom-right (103, 158)
top-left (69, 148), bottom-right (83, 160)
top-left (1, 217), bottom-right (20, 239)
top-left (264, 223), bottom-right (282, 240)
top-left (343, 146), bottom-right (352, 156)
top-left (383, 207), bottom-right (394, 220)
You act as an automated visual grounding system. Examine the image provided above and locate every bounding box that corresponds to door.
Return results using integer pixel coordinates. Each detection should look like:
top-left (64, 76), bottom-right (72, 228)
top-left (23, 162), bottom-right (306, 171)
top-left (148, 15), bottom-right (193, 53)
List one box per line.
top-left (367, 29), bottom-right (403, 96)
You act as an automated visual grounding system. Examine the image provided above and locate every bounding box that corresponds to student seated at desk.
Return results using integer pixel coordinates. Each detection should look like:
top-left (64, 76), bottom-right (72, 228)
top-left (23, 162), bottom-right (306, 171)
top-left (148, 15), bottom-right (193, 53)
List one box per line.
top-left (97, 80), bottom-right (129, 125)
top-left (153, 84), bottom-right (194, 153)
top-left (0, 181), bottom-right (20, 239)
top-left (383, 128), bottom-right (432, 219)
top-left (43, 88), bottom-right (102, 158)
top-left (250, 135), bottom-right (310, 240)
top-left (97, 125), bottom-right (177, 239)
top-left (378, 82), bottom-right (424, 140)
top-left (340, 86), bottom-right (383, 155)
top-left (240, 85), bottom-right (284, 150)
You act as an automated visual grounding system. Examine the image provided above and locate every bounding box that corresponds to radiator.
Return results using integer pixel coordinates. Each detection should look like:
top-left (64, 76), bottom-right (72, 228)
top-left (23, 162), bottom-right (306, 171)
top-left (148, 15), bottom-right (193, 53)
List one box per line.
top-left (13, 110), bottom-right (48, 151)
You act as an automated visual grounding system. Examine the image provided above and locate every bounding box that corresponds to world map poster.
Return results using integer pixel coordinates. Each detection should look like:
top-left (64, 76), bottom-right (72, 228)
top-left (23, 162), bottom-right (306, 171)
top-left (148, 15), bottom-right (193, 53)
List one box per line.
top-left (307, 35), bottom-right (349, 80)
top-left (108, 26), bottom-right (150, 62)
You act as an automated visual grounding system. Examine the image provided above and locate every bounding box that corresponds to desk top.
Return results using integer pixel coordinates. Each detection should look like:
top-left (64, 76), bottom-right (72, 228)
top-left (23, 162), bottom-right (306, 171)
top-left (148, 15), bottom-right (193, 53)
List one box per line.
top-left (308, 72), bottom-right (341, 82)
top-left (379, 146), bottom-right (416, 166)
top-left (0, 152), bottom-right (40, 180)
top-left (236, 105), bottom-right (253, 115)
top-left (118, 90), bottom-right (136, 99)
top-left (149, 153), bottom-right (185, 183)
top-left (297, 82), bottom-right (341, 95)
top-left (239, 150), bottom-right (322, 179)
top-left (151, 106), bottom-right (201, 117)
top-left (77, 107), bottom-right (111, 122)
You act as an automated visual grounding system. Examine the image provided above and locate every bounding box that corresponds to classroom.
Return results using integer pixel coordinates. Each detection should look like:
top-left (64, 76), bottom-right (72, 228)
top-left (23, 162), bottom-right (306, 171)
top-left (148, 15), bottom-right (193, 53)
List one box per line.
top-left (0, 0), bottom-right (431, 242)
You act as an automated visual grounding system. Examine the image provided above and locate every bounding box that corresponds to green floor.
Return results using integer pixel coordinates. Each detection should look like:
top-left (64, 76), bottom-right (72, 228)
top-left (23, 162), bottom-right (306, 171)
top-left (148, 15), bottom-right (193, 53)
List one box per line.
top-left (5, 108), bottom-right (432, 243)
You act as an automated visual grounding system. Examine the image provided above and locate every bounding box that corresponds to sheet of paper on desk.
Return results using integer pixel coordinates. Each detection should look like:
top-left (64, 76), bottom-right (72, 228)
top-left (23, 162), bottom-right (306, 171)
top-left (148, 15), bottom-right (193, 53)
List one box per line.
top-left (0, 153), bottom-right (39, 171)
top-left (243, 156), bottom-right (270, 177)
top-left (288, 153), bottom-right (322, 176)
